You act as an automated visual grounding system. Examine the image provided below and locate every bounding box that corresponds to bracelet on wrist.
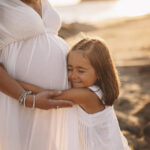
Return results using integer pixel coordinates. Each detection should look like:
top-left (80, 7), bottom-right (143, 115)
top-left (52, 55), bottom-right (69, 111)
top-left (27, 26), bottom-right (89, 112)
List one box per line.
top-left (18, 91), bottom-right (32, 107)
top-left (32, 94), bottom-right (36, 109)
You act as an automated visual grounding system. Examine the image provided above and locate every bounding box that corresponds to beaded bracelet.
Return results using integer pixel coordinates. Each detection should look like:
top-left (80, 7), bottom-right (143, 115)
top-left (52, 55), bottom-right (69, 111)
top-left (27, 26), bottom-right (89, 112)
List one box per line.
top-left (18, 91), bottom-right (32, 106)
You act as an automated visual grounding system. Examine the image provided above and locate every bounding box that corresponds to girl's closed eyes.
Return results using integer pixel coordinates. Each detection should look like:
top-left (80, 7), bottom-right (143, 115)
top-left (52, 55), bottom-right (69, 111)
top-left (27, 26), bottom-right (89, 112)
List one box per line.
top-left (67, 51), bottom-right (97, 88)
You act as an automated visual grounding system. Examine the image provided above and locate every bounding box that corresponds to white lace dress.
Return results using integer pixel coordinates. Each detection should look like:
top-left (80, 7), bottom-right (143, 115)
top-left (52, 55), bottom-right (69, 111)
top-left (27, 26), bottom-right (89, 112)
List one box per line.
top-left (0, 0), bottom-right (75, 150)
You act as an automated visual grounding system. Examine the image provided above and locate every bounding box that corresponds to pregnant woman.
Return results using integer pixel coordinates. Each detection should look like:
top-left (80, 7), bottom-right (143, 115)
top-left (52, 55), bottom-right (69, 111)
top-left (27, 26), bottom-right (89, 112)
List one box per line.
top-left (0, 0), bottom-right (73, 149)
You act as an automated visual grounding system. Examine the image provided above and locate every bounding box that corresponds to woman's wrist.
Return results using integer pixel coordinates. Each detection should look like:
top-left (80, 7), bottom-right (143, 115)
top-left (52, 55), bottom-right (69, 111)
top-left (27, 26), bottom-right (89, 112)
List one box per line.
top-left (26, 94), bottom-right (34, 107)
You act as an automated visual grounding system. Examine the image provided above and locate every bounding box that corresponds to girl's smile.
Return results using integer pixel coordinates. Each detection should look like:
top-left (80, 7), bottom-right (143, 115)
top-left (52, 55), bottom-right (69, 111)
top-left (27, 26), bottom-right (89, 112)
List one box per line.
top-left (67, 50), bottom-right (97, 88)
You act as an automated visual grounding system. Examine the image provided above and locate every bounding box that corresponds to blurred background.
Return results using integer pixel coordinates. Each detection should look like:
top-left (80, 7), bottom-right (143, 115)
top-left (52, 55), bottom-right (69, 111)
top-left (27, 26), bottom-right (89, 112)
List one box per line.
top-left (49, 0), bottom-right (150, 150)
top-left (50, 0), bottom-right (150, 23)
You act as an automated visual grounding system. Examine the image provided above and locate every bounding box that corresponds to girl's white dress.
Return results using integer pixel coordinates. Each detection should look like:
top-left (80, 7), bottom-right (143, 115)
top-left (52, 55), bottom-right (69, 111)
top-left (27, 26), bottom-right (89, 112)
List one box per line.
top-left (0, 0), bottom-right (130, 150)
top-left (75, 86), bottom-right (130, 150)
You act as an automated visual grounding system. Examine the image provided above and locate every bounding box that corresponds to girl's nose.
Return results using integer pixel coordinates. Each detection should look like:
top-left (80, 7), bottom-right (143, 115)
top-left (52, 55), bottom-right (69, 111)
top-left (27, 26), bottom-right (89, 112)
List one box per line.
top-left (71, 71), bottom-right (78, 80)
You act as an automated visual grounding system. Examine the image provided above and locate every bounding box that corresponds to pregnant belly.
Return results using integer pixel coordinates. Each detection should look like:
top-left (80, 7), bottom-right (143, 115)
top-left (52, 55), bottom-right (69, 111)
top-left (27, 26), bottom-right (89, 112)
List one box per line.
top-left (4, 35), bottom-right (69, 90)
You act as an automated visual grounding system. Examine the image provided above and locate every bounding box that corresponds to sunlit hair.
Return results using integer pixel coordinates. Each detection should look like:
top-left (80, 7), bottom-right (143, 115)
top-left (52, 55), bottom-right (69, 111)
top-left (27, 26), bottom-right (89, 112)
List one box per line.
top-left (69, 38), bottom-right (120, 105)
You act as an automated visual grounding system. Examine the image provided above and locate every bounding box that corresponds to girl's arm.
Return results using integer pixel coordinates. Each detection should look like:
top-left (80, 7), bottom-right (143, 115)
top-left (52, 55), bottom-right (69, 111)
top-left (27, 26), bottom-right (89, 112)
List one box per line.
top-left (54, 88), bottom-right (105, 114)
top-left (18, 81), bottom-right (104, 114)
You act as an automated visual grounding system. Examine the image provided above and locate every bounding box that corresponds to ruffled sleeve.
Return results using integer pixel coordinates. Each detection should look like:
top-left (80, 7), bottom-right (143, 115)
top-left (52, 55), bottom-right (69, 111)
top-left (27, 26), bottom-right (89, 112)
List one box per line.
top-left (0, 0), bottom-right (44, 51)
top-left (0, 0), bottom-right (16, 51)
top-left (88, 85), bottom-right (105, 105)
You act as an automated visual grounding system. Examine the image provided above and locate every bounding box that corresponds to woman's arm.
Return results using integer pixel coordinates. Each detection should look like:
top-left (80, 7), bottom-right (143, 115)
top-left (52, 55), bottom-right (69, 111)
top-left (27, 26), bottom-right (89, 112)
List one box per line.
top-left (0, 63), bottom-right (25, 99)
top-left (18, 80), bottom-right (44, 93)
top-left (54, 88), bottom-right (105, 114)
top-left (0, 63), bottom-right (73, 109)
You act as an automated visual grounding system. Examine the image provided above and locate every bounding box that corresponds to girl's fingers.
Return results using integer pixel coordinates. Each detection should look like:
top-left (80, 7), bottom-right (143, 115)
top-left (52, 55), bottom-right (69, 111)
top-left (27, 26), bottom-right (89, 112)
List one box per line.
top-left (48, 99), bottom-right (74, 108)
top-left (45, 90), bottom-right (63, 98)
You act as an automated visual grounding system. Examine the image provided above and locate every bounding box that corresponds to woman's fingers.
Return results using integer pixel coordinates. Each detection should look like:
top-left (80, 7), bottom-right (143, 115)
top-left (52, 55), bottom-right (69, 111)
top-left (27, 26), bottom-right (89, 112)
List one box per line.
top-left (47, 91), bottom-right (74, 108)
top-left (34, 91), bottom-right (73, 110)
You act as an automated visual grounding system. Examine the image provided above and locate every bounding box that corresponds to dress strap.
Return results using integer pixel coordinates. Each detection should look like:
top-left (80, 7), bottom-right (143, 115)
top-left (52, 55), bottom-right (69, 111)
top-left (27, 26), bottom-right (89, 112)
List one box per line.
top-left (88, 85), bottom-right (105, 105)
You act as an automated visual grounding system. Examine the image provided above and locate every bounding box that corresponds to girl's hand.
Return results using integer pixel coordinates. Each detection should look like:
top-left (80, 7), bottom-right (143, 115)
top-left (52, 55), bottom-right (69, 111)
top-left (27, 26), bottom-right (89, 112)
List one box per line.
top-left (26, 90), bottom-right (73, 110)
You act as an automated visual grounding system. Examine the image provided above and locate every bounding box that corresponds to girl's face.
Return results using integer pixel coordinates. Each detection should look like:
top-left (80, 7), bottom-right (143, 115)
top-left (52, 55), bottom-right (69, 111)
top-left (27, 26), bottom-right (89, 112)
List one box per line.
top-left (68, 51), bottom-right (97, 88)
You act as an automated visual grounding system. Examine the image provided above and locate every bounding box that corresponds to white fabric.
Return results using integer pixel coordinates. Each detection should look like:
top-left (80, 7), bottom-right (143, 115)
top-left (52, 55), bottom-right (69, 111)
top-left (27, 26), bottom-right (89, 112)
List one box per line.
top-left (0, 0), bottom-right (75, 150)
top-left (0, 1), bottom-right (130, 150)
top-left (88, 85), bottom-right (103, 99)
top-left (74, 85), bottom-right (130, 150)
top-left (88, 85), bottom-right (105, 105)
top-left (0, 0), bottom-right (60, 50)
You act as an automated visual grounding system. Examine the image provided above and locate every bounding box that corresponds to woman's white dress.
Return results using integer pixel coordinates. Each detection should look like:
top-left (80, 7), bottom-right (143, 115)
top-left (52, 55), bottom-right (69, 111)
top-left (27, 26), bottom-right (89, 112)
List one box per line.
top-left (0, 0), bottom-right (74, 150)
top-left (0, 0), bottom-right (130, 150)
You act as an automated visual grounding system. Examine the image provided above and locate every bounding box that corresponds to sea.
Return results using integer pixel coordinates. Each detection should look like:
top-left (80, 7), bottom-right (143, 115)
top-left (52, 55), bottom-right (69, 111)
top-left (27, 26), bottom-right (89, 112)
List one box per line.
top-left (49, 0), bottom-right (150, 23)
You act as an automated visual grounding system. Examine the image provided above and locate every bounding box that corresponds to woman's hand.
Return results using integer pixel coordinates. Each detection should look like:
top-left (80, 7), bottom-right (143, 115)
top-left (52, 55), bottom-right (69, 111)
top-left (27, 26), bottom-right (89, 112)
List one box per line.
top-left (26, 90), bottom-right (73, 110)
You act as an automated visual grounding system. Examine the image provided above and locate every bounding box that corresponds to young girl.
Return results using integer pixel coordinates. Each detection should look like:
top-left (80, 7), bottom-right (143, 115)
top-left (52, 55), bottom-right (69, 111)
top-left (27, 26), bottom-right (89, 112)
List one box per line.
top-left (19, 38), bottom-right (130, 150)
top-left (54, 38), bottom-right (130, 150)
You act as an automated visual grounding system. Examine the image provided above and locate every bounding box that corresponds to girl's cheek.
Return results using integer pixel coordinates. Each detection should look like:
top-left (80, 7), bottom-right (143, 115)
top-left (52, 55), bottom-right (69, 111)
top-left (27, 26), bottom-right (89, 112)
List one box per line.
top-left (68, 72), bottom-right (72, 81)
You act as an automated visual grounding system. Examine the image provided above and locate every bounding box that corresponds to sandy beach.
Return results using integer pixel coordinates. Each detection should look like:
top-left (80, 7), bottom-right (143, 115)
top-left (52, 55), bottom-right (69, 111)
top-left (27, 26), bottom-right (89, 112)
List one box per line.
top-left (59, 14), bottom-right (150, 150)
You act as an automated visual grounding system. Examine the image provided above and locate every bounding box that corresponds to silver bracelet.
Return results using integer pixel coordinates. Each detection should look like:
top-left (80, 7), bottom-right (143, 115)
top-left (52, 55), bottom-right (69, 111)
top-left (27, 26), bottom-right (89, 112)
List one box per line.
top-left (19, 91), bottom-right (32, 106)
top-left (23, 96), bottom-right (26, 107)
top-left (32, 94), bottom-right (36, 109)
top-left (18, 91), bottom-right (26, 104)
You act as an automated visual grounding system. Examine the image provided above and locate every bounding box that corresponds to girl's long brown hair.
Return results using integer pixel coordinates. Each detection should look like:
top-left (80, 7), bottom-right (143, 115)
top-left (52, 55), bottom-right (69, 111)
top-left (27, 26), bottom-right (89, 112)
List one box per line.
top-left (70, 38), bottom-right (120, 105)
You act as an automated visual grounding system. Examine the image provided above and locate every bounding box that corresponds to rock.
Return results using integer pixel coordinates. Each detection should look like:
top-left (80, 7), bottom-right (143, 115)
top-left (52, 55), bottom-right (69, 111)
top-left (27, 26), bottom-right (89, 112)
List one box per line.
top-left (139, 65), bottom-right (150, 74)
top-left (143, 122), bottom-right (150, 138)
top-left (115, 97), bottom-right (133, 112)
top-left (123, 131), bottom-right (148, 150)
top-left (116, 111), bottom-right (141, 137)
top-left (135, 103), bottom-right (150, 124)
top-left (59, 22), bottom-right (97, 39)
